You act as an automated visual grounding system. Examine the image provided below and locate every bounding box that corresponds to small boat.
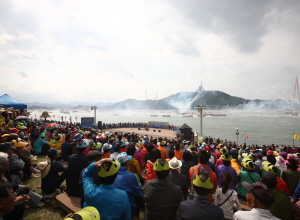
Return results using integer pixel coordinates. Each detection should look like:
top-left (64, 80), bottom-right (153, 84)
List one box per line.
top-left (183, 115), bottom-right (193, 118)
top-left (162, 115), bottom-right (171, 117)
top-left (150, 115), bottom-right (158, 117)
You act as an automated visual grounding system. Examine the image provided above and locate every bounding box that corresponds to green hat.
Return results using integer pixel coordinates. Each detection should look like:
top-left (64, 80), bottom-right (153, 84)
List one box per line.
top-left (192, 173), bottom-right (213, 189)
top-left (40, 132), bottom-right (45, 138)
top-left (108, 136), bottom-right (115, 141)
top-left (98, 160), bottom-right (120, 177)
top-left (90, 143), bottom-right (102, 150)
top-left (242, 158), bottom-right (255, 171)
top-left (220, 154), bottom-right (232, 161)
top-left (220, 147), bottom-right (228, 155)
top-left (153, 159), bottom-right (170, 171)
top-left (64, 206), bottom-right (100, 220)
top-left (160, 141), bottom-right (166, 146)
top-left (189, 144), bottom-right (196, 149)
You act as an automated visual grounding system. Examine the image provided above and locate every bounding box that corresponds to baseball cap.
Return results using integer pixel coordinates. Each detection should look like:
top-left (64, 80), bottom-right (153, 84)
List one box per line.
top-left (153, 158), bottom-right (170, 171)
top-left (98, 160), bottom-right (120, 177)
top-left (47, 148), bottom-right (61, 158)
top-left (117, 152), bottom-right (132, 164)
top-left (242, 181), bottom-right (275, 206)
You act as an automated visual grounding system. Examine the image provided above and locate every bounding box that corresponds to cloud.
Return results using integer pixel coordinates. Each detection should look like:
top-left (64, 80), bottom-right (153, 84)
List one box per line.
top-left (17, 71), bottom-right (27, 77)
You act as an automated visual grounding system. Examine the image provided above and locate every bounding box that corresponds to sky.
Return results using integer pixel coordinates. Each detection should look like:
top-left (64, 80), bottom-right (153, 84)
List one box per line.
top-left (1, 0), bottom-right (300, 104)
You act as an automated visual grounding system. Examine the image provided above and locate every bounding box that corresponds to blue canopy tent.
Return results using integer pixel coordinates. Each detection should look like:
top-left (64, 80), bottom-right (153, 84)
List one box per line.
top-left (0, 94), bottom-right (27, 110)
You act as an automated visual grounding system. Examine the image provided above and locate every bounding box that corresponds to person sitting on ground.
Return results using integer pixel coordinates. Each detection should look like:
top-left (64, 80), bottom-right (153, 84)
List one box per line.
top-left (66, 139), bottom-right (89, 197)
top-left (64, 206), bottom-right (100, 220)
top-left (168, 157), bottom-right (188, 200)
top-left (282, 158), bottom-right (300, 196)
top-left (115, 152), bottom-right (143, 217)
top-left (214, 171), bottom-right (241, 220)
top-left (178, 167), bottom-right (224, 220)
top-left (216, 154), bottom-right (238, 190)
top-left (143, 158), bottom-right (183, 220)
top-left (82, 158), bottom-right (131, 220)
top-left (37, 148), bottom-right (68, 193)
top-left (0, 182), bottom-right (16, 220)
top-left (61, 133), bottom-right (72, 161)
top-left (233, 181), bottom-right (279, 220)
top-left (33, 133), bottom-right (49, 156)
top-left (260, 171), bottom-right (291, 220)
top-left (49, 134), bottom-right (63, 160)
top-left (237, 157), bottom-right (260, 200)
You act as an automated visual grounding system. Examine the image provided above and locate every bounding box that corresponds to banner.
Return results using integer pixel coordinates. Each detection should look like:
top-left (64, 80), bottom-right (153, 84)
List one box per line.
top-left (198, 133), bottom-right (204, 143)
top-left (81, 117), bottom-right (95, 128)
top-left (152, 124), bottom-right (164, 128)
top-left (294, 134), bottom-right (300, 140)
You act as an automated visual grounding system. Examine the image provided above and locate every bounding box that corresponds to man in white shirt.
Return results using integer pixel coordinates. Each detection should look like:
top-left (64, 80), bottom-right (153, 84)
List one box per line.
top-left (233, 181), bottom-right (279, 220)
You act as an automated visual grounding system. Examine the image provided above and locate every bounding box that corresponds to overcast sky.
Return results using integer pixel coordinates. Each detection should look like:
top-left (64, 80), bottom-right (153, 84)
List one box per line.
top-left (1, 0), bottom-right (300, 104)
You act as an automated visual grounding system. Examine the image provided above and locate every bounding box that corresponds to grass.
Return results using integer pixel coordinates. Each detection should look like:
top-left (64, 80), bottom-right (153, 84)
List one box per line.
top-left (23, 155), bottom-right (68, 220)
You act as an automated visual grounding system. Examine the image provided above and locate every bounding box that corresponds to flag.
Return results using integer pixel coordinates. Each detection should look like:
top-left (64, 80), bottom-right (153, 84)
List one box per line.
top-left (244, 134), bottom-right (249, 139)
top-left (294, 134), bottom-right (300, 140)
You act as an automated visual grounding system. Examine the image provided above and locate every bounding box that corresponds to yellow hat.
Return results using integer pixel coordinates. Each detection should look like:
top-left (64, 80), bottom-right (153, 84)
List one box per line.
top-left (64, 206), bottom-right (100, 220)
top-left (262, 161), bottom-right (278, 176)
top-left (98, 160), bottom-right (120, 178)
top-left (220, 154), bottom-right (232, 161)
top-left (13, 141), bottom-right (28, 148)
top-left (192, 173), bottom-right (213, 189)
top-left (153, 158), bottom-right (170, 171)
top-left (242, 158), bottom-right (255, 171)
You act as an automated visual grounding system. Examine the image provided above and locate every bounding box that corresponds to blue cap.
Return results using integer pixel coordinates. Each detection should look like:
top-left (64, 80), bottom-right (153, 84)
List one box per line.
top-left (121, 142), bottom-right (129, 147)
top-left (117, 152), bottom-right (132, 164)
top-left (77, 139), bottom-right (89, 148)
top-left (47, 148), bottom-right (61, 157)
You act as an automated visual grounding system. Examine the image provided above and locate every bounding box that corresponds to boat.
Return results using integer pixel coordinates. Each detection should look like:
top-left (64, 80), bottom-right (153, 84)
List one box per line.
top-left (150, 115), bottom-right (158, 117)
top-left (183, 115), bottom-right (193, 118)
top-left (201, 113), bottom-right (226, 117)
top-left (162, 115), bottom-right (171, 117)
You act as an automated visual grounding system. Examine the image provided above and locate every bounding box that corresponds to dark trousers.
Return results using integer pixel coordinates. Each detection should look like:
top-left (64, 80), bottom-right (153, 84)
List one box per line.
top-left (42, 170), bottom-right (68, 193)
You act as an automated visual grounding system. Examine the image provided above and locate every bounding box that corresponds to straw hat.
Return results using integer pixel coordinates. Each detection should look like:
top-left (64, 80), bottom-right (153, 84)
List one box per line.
top-left (37, 158), bottom-right (51, 178)
top-left (40, 111), bottom-right (51, 118)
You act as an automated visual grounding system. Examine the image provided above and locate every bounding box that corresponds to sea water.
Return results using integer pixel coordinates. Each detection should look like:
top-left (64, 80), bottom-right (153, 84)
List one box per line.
top-left (30, 109), bottom-right (300, 146)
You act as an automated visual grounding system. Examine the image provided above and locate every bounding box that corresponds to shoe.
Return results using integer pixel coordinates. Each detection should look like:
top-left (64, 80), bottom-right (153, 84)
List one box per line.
top-left (42, 192), bottom-right (56, 204)
top-left (59, 185), bottom-right (66, 193)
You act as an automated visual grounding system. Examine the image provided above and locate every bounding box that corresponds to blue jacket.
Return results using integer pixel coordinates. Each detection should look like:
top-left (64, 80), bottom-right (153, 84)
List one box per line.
top-left (33, 138), bottom-right (49, 154)
top-left (82, 163), bottom-right (131, 220)
top-left (114, 166), bottom-right (143, 212)
top-left (293, 180), bottom-right (300, 200)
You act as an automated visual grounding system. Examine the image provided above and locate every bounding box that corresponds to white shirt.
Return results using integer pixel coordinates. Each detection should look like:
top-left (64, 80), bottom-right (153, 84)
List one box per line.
top-left (233, 208), bottom-right (280, 220)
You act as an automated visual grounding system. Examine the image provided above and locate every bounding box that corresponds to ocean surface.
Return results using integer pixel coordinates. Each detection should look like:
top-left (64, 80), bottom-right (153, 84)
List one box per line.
top-left (29, 109), bottom-right (300, 146)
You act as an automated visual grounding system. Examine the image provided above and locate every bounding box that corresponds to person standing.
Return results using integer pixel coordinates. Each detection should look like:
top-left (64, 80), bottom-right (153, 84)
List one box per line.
top-left (143, 158), bottom-right (183, 220)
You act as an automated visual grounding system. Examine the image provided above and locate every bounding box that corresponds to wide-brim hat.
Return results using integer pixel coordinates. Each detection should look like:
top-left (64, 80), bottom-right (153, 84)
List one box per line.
top-left (168, 157), bottom-right (182, 169)
top-left (37, 157), bottom-right (51, 178)
top-left (64, 206), bottom-right (100, 220)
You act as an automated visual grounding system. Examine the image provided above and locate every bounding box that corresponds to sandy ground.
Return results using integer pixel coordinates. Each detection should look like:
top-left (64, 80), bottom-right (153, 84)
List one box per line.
top-left (105, 127), bottom-right (178, 140)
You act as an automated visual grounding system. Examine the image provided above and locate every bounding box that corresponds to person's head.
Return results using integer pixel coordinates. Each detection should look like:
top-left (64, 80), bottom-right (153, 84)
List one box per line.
top-left (47, 148), bottom-right (60, 160)
top-left (266, 155), bottom-right (276, 165)
top-left (242, 181), bottom-right (275, 209)
top-left (220, 154), bottom-right (231, 166)
top-left (175, 143), bottom-right (181, 151)
top-left (242, 158), bottom-right (255, 172)
top-left (261, 171), bottom-right (277, 188)
top-left (87, 151), bottom-right (102, 164)
top-left (117, 152), bottom-right (132, 167)
top-left (287, 158), bottom-right (299, 170)
top-left (256, 152), bottom-right (263, 160)
top-left (76, 139), bottom-right (89, 152)
top-left (182, 150), bottom-right (192, 161)
top-left (198, 150), bottom-right (209, 164)
top-left (126, 145), bottom-right (136, 157)
top-left (262, 161), bottom-right (279, 176)
top-left (168, 150), bottom-right (174, 159)
top-left (221, 171), bottom-right (232, 194)
top-left (148, 148), bottom-right (161, 162)
top-left (0, 142), bottom-right (15, 158)
top-left (12, 141), bottom-right (28, 156)
top-left (114, 144), bottom-right (121, 153)
top-left (0, 182), bottom-right (15, 217)
top-left (192, 172), bottom-right (213, 196)
top-left (98, 160), bottom-right (120, 185)
top-left (168, 157), bottom-right (182, 170)
top-left (145, 143), bottom-right (154, 153)
top-left (0, 152), bottom-right (9, 173)
top-left (102, 143), bottom-right (112, 153)
top-left (154, 158), bottom-right (170, 179)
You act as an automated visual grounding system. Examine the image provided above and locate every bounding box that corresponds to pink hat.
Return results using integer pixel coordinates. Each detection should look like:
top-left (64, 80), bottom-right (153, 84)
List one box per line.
top-left (287, 154), bottom-right (295, 160)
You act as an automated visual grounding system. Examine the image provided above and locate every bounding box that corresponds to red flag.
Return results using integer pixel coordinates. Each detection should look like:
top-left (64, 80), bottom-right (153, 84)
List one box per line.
top-left (244, 134), bottom-right (249, 139)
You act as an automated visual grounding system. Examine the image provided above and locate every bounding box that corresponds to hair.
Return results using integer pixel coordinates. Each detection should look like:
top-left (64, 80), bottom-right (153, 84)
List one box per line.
top-left (198, 150), bottom-right (209, 164)
top-left (87, 133), bottom-right (93, 138)
top-left (152, 139), bottom-right (157, 145)
top-left (0, 152), bottom-right (8, 167)
top-left (156, 170), bottom-right (170, 179)
top-left (5, 135), bottom-right (17, 143)
top-left (114, 144), bottom-right (121, 153)
top-left (223, 160), bottom-right (231, 166)
top-left (193, 173), bottom-right (211, 196)
top-left (148, 149), bottom-right (161, 162)
top-left (267, 155), bottom-right (276, 165)
top-left (126, 145), bottom-right (136, 157)
top-left (175, 143), bottom-right (181, 151)
top-left (182, 150), bottom-right (192, 161)
top-left (65, 133), bottom-right (71, 142)
top-left (145, 143), bottom-right (154, 153)
top-left (0, 182), bottom-right (12, 199)
top-left (221, 171), bottom-right (232, 194)
top-left (77, 147), bottom-right (86, 152)
top-left (168, 150), bottom-right (174, 159)
top-left (98, 161), bottom-right (118, 185)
